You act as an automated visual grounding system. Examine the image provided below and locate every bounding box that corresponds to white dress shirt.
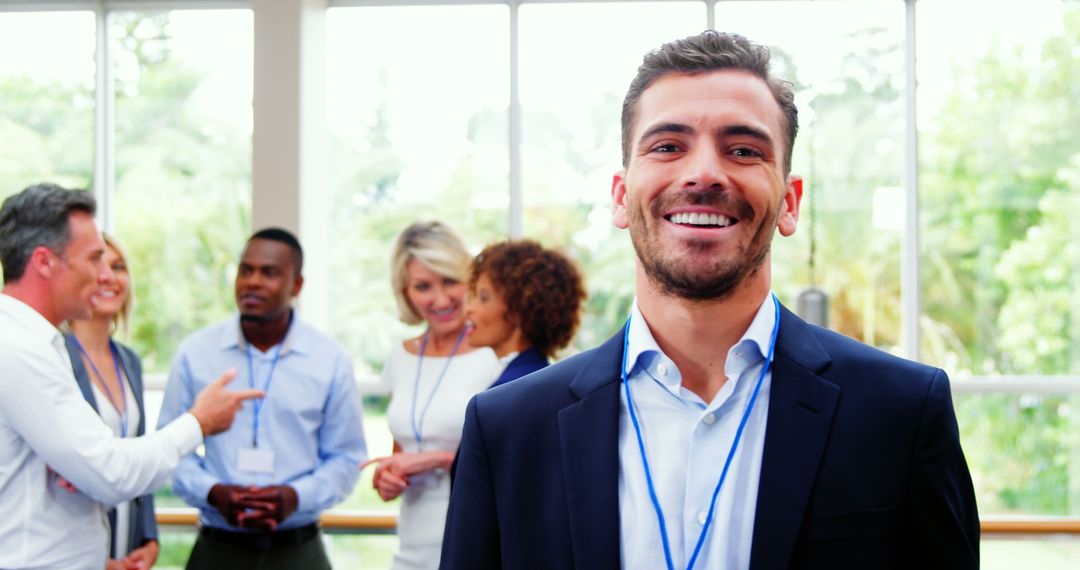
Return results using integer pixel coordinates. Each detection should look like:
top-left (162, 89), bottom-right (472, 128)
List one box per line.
top-left (619, 293), bottom-right (777, 570)
top-left (90, 382), bottom-right (140, 558)
top-left (0, 294), bottom-right (203, 570)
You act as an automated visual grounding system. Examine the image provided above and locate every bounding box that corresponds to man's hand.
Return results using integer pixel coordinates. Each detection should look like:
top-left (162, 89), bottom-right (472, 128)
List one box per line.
top-left (188, 369), bottom-right (264, 437)
top-left (237, 485), bottom-right (299, 531)
top-left (207, 483), bottom-right (256, 527)
top-left (121, 539), bottom-right (158, 570)
top-left (208, 483), bottom-right (298, 531)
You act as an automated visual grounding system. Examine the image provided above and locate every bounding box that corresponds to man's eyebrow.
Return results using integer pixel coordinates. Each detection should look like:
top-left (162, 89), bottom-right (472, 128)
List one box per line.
top-left (637, 123), bottom-right (694, 145)
top-left (722, 124), bottom-right (774, 148)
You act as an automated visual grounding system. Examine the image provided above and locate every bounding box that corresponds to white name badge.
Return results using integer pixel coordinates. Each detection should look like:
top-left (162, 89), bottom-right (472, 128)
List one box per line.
top-left (237, 447), bottom-right (275, 474)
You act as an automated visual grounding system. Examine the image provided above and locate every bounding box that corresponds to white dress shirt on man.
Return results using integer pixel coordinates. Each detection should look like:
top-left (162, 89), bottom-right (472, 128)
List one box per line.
top-left (0, 294), bottom-right (203, 570)
top-left (619, 293), bottom-right (776, 570)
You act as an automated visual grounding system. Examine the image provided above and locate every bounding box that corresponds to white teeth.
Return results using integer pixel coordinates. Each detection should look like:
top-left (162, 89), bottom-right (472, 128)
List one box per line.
top-left (668, 212), bottom-right (733, 227)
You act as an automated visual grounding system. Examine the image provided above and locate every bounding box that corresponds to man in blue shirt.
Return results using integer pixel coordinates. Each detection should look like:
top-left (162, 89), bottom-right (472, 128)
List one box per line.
top-left (159, 228), bottom-right (366, 569)
top-left (440, 31), bottom-right (978, 569)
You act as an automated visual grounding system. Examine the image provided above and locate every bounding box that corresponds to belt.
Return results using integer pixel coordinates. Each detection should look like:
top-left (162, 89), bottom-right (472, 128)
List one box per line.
top-left (199, 523), bottom-right (320, 550)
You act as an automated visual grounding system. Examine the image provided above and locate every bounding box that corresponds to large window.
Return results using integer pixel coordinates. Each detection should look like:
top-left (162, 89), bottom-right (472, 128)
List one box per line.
top-left (918, 0), bottom-right (1080, 517)
top-left (3, 0), bottom-right (1080, 567)
top-left (0, 11), bottom-right (95, 199)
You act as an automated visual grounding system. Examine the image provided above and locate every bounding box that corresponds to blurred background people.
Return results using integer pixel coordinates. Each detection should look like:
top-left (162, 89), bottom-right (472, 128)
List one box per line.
top-left (465, 239), bottom-right (586, 386)
top-left (64, 233), bottom-right (159, 570)
top-left (367, 220), bottom-right (498, 570)
top-left (158, 228), bottom-right (365, 570)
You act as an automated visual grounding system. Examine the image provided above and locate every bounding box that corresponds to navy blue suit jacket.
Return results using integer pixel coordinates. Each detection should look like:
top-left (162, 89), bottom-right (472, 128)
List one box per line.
top-left (491, 347), bottom-right (549, 388)
top-left (440, 305), bottom-right (979, 569)
top-left (64, 334), bottom-right (158, 554)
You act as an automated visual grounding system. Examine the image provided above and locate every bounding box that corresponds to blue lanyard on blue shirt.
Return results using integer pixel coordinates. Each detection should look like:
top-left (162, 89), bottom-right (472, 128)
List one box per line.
top-left (621, 293), bottom-right (780, 570)
top-left (245, 315), bottom-right (292, 448)
top-left (72, 336), bottom-right (129, 438)
top-left (411, 328), bottom-right (466, 450)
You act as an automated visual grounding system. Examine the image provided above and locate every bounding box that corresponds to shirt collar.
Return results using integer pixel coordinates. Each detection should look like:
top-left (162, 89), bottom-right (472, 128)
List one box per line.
top-left (221, 311), bottom-right (307, 356)
top-left (624, 292), bottom-right (777, 380)
top-left (0, 293), bottom-right (63, 347)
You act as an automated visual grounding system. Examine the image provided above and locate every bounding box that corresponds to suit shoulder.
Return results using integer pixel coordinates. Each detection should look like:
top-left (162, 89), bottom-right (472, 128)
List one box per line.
top-left (473, 345), bottom-right (607, 413)
top-left (801, 322), bottom-right (945, 394)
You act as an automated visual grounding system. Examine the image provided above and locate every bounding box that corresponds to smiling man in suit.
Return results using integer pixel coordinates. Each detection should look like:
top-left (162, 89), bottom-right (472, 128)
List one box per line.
top-left (440, 31), bottom-right (979, 569)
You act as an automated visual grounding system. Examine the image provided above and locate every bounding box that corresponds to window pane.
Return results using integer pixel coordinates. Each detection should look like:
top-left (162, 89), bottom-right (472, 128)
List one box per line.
top-left (918, 0), bottom-right (1080, 376)
top-left (715, 0), bottom-right (906, 348)
top-left (0, 11), bottom-right (95, 199)
top-left (325, 5), bottom-right (511, 537)
top-left (956, 392), bottom-right (1080, 516)
top-left (519, 2), bottom-right (705, 349)
top-left (110, 10), bottom-right (253, 372)
top-left (326, 5), bottom-right (510, 373)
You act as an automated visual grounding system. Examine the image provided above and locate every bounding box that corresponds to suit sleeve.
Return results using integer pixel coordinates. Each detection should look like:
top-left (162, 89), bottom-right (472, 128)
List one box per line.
top-left (903, 369), bottom-right (979, 567)
top-left (440, 396), bottom-right (501, 569)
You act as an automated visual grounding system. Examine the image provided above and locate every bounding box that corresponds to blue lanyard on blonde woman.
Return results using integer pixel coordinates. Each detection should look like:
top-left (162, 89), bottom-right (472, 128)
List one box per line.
top-left (411, 328), bottom-right (467, 450)
top-left (621, 293), bottom-right (780, 570)
top-left (72, 336), bottom-right (130, 438)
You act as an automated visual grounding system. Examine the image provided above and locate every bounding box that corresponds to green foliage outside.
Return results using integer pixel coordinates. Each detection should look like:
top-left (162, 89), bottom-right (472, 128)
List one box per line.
top-left (2, 6), bottom-right (1079, 565)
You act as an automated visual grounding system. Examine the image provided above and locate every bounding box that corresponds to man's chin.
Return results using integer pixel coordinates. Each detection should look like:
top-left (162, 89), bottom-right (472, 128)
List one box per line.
top-left (239, 313), bottom-right (269, 323)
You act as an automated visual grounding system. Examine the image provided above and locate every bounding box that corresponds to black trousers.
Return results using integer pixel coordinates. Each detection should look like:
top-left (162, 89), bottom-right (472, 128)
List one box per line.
top-left (186, 525), bottom-right (332, 570)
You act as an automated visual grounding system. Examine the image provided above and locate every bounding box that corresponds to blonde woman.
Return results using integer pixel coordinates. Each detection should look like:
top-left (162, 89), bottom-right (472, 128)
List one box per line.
top-left (64, 234), bottom-right (159, 570)
top-left (366, 220), bottom-right (498, 570)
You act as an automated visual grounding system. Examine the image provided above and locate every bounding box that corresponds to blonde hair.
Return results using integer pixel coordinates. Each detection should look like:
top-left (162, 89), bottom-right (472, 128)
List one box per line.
top-left (62, 232), bottom-right (135, 338)
top-left (390, 221), bottom-right (471, 325)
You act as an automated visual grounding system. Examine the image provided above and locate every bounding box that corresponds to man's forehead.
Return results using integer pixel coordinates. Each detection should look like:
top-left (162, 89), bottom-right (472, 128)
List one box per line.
top-left (634, 70), bottom-right (783, 138)
top-left (241, 239), bottom-right (292, 266)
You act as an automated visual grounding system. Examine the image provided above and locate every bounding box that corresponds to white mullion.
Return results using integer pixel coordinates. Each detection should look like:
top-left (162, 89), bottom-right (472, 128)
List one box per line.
top-left (92, 0), bottom-right (115, 232)
top-left (508, 0), bottom-right (522, 237)
top-left (901, 0), bottom-right (920, 361)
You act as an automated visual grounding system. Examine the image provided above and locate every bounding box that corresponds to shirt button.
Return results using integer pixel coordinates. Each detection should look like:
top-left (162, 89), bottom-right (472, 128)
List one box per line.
top-left (657, 363), bottom-right (668, 376)
top-left (697, 511), bottom-right (708, 525)
top-left (703, 413), bottom-right (716, 425)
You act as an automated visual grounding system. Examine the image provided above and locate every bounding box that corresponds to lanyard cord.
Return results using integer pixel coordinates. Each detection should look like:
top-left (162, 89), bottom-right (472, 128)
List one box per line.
top-left (411, 328), bottom-right (467, 450)
top-left (245, 312), bottom-right (292, 448)
top-left (621, 293), bottom-right (781, 570)
top-left (72, 336), bottom-right (129, 438)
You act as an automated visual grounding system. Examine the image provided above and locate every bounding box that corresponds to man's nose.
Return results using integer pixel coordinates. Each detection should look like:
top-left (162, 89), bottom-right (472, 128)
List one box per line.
top-left (681, 146), bottom-right (729, 190)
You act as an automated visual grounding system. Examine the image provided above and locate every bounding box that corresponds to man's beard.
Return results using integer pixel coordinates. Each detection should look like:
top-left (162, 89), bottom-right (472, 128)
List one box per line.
top-left (628, 189), bottom-right (776, 302)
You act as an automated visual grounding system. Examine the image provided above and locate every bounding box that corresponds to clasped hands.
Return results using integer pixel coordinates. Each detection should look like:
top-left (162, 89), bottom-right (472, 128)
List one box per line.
top-left (207, 483), bottom-right (298, 531)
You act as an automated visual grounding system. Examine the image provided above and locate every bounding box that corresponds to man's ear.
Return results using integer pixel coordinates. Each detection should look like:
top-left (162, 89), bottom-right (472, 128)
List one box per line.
top-left (28, 246), bottom-right (57, 279)
top-left (777, 175), bottom-right (803, 237)
top-left (612, 169), bottom-right (630, 230)
top-left (292, 274), bottom-right (305, 298)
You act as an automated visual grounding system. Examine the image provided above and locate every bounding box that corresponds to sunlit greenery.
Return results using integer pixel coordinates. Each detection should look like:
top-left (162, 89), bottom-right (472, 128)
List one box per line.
top-left (2, 3), bottom-right (1079, 566)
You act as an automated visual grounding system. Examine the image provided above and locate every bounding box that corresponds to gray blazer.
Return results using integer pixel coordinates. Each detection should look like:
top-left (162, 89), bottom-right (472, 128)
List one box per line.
top-left (63, 333), bottom-right (158, 555)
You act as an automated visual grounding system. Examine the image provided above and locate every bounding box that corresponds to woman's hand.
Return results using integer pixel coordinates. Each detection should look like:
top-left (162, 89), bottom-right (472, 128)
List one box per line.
top-left (362, 455), bottom-right (410, 501)
top-left (361, 451), bottom-right (456, 501)
top-left (121, 539), bottom-right (159, 569)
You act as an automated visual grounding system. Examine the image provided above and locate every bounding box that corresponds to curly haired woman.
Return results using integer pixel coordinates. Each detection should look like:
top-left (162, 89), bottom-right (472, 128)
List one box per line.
top-left (465, 239), bottom-right (586, 386)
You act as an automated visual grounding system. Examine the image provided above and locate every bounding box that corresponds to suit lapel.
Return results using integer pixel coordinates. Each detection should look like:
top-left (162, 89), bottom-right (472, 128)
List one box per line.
top-left (558, 329), bottom-right (625, 570)
top-left (64, 333), bottom-right (100, 412)
top-left (750, 307), bottom-right (841, 570)
top-left (115, 344), bottom-right (146, 435)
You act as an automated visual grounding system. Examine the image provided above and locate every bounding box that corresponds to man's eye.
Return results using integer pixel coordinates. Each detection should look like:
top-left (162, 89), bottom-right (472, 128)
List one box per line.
top-left (652, 143), bottom-right (680, 153)
top-left (732, 147), bottom-right (761, 158)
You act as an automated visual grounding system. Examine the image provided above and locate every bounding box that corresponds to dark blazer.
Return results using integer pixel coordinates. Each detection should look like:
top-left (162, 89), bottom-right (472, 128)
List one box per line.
top-left (490, 347), bottom-right (549, 388)
top-left (441, 305), bottom-right (979, 569)
top-left (64, 334), bottom-right (158, 555)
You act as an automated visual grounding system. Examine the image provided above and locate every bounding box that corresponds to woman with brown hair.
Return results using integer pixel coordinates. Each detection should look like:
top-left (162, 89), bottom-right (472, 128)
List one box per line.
top-left (465, 239), bottom-right (586, 386)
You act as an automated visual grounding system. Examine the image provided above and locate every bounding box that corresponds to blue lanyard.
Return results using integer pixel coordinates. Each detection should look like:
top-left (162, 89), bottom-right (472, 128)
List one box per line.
top-left (621, 293), bottom-right (780, 570)
top-left (72, 336), bottom-right (129, 438)
top-left (410, 328), bottom-right (466, 450)
top-left (246, 342), bottom-right (283, 448)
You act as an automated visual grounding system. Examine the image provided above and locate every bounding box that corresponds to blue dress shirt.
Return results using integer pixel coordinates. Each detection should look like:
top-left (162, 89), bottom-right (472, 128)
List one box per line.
top-left (157, 314), bottom-right (367, 530)
top-left (619, 294), bottom-right (776, 569)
